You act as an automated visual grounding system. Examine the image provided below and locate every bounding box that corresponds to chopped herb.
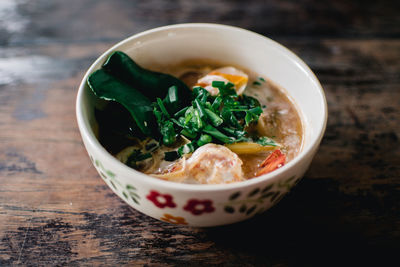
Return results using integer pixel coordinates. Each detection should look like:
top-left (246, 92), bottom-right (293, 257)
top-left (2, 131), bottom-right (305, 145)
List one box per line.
top-left (245, 106), bottom-right (263, 126)
top-left (197, 134), bottom-right (212, 146)
top-left (156, 97), bottom-right (170, 119)
top-left (204, 108), bottom-right (223, 127)
top-left (174, 106), bottom-right (189, 118)
top-left (212, 81), bottom-right (237, 97)
top-left (253, 81), bottom-right (262, 86)
top-left (181, 128), bottom-right (197, 139)
top-left (178, 142), bottom-right (195, 156)
top-left (160, 121), bottom-right (176, 146)
top-left (259, 77), bottom-right (266, 82)
top-left (256, 136), bottom-right (278, 147)
top-left (203, 125), bottom-right (235, 144)
top-left (211, 96), bottom-right (223, 111)
top-left (194, 99), bottom-right (206, 119)
top-left (145, 142), bottom-right (158, 152)
top-left (127, 149), bottom-right (152, 168)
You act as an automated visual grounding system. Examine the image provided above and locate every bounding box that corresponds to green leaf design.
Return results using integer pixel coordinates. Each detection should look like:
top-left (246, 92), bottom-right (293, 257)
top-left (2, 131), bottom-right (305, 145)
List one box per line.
top-left (99, 171), bottom-right (107, 180)
top-left (277, 175), bottom-right (297, 190)
top-left (224, 206), bottom-right (235, 213)
top-left (256, 207), bottom-right (265, 215)
top-left (270, 191), bottom-right (281, 202)
top-left (260, 192), bottom-right (275, 199)
top-left (239, 204), bottom-right (247, 213)
top-left (126, 184), bottom-right (140, 205)
top-left (246, 205), bottom-right (257, 215)
top-left (106, 170), bottom-right (116, 178)
top-left (229, 191), bottom-right (241, 201)
top-left (126, 184), bottom-right (137, 190)
top-left (273, 193), bottom-right (286, 205)
top-left (122, 191), bottom-right (128, 199)
top-left (131, 196), bottom-right (139, 204)
top-left (95, 159), bottom-right (101, 167)
top-left (110, 180), bottom-right (117, 190)
top-left (261, 184), bottom-right (273, 193)
top-left (248, 188), bottom-right (260, 197)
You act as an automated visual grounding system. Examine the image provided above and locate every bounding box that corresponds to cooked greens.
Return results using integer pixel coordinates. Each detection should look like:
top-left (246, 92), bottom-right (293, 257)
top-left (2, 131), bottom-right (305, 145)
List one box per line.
top-left (87, 51), bottom-right (277, 161)
top-left (102, 51), bottom-right (190, 112)
top-left (88, 69), bottom-right (157, 137)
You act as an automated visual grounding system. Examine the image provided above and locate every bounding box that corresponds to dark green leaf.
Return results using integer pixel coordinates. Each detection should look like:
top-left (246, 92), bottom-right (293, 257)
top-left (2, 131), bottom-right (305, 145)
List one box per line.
top-left (245, 106), bottom-right (263, 126)
top-left (102, 51), bottom-right (190, 106)
top-left (164, 85), bottom-right (181, 114)
top-left (87, 69), bottom-right (156, 136)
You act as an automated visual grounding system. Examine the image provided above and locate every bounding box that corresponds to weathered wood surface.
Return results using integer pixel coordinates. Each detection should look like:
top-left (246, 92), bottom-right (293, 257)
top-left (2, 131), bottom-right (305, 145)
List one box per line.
top-left (0, 0), bottom-right (399, 266)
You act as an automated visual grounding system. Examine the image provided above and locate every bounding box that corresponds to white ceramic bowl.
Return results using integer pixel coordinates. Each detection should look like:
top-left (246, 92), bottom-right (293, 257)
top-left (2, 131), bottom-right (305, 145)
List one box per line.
top-left (76, 23), bottom-right (327, 227)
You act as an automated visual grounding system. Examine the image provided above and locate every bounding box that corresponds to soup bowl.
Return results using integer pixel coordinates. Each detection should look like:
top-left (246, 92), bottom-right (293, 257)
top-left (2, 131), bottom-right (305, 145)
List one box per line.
top-left (76, 23), bottom-right (327, 227)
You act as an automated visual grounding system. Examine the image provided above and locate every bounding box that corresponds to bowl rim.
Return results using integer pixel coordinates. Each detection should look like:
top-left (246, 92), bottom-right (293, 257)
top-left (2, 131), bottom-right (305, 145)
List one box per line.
top-left (76, 23), bottom-right (328, 191)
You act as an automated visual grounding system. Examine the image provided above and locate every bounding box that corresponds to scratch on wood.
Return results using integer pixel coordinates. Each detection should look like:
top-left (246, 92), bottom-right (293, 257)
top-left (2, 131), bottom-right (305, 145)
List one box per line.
top-left (16, 217), bottom-right (32, 264)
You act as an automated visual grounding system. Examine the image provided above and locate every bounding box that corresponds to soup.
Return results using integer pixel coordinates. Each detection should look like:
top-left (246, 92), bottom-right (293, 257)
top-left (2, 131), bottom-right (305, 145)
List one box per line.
top-left (89, 52), bottom-right (303, 184)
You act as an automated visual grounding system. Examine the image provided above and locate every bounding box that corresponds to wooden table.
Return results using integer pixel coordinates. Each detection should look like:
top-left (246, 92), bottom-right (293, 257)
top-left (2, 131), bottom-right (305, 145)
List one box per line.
top-left (1, 0), bottom-right (399, 265)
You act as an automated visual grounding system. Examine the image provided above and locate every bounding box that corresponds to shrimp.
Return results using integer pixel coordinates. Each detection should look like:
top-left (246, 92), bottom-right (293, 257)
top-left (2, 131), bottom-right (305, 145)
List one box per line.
top-left (186, 144), bottom-right (244, 184)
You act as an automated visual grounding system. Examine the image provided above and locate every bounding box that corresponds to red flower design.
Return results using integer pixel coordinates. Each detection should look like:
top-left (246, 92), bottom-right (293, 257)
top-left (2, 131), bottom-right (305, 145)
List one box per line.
top-left (146, 190), bottom-right (176, 208)
top-left (183, 199), bottom-right (215, 215)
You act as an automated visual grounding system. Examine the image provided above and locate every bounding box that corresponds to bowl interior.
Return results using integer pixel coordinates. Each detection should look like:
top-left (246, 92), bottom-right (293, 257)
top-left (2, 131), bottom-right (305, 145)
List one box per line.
top-left (77, 24), bottom-right (327, 188)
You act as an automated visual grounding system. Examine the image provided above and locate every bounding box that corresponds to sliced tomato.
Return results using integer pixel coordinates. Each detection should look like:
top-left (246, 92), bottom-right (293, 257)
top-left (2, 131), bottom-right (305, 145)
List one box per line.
top-left (256, 149), bottom-right (286, 176)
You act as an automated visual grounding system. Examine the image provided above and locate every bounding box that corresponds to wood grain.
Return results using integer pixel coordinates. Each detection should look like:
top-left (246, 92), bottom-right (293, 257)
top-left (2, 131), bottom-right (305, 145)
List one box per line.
top-left (0, 0), bottom-right (399, 266)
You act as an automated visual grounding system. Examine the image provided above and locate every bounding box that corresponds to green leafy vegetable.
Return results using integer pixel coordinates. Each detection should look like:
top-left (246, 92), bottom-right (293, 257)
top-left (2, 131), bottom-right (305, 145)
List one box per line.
top-left (126, 149), bottom-right (152, 168)
top-left (89, 51), bottom-right (277, 160)
top-left (178, 143), bottom-right (195, 156)
top-left (255, 136), bottom-right (278, 147)
top-left (102, 51), bottom-right (190, 111)
top-left (87, 69), bottom-right (157, 137)
top-left (197, 134), bottom-right (212, 146)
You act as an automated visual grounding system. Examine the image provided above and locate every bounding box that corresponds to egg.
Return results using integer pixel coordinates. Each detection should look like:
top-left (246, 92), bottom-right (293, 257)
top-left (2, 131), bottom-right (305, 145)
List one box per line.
top-left (196, 67), bottom-right (248, 96)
